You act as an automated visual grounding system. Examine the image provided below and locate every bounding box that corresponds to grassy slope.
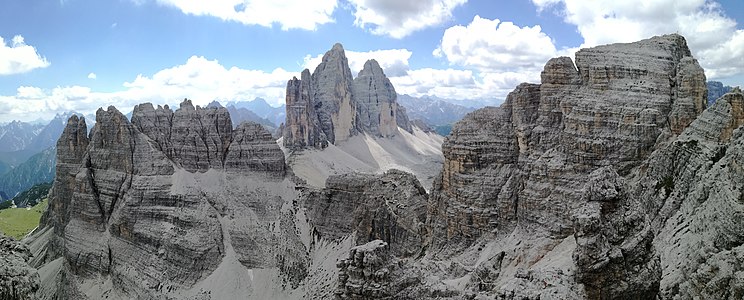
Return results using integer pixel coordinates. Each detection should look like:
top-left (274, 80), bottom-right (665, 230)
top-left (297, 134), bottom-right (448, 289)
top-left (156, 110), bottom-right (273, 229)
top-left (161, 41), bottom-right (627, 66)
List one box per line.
top-left (0, 198), bottom-right (47, 239)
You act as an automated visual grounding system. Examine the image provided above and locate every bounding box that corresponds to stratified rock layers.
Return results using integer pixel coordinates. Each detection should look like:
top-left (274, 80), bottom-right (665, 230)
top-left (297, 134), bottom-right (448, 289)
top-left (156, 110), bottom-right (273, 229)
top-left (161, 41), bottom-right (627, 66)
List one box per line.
top-left (427, 34), bottom-right (722, 299)
top-left (38, 101), bottom-right (292, 299)
top-left (283, 44), bottom-right (412, 150)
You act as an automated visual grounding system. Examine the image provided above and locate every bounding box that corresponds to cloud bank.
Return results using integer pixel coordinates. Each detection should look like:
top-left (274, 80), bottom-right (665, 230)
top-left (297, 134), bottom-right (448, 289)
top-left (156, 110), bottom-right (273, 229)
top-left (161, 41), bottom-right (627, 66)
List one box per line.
top-left (0, 35), bottom-right (50, 75)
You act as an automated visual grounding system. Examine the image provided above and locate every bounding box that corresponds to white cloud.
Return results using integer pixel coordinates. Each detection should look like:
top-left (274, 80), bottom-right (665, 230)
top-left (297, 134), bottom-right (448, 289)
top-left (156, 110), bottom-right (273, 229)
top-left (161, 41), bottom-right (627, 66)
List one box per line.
top-left (434, 15), bottom-right (560, 73)
top-left (0, 56), bottom-right (299, 122)
top-left (87, 72), bottom-right (97, 79)
top-left (152, 0), bottom-right (337, 30)
top-left (122, 55), bottom-right (297, 107)
top-left (0, 35), bottom-right (50, 75)
top-left (427, 15), bottom-right (572, 101)
top-left (302, 48), bottom-right (413, 77)
top-left (348, 0), bottom-right (467, 38)
top-left (531, 0), bottom-right (744, 79)
top-left (16, 86), bottom-right (46, 99)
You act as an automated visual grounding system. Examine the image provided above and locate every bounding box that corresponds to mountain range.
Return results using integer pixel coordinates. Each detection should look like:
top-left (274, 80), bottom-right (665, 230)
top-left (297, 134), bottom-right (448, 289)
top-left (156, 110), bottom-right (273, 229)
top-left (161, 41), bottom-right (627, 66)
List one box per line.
top-left (4, 35), bottom-right (744, 299)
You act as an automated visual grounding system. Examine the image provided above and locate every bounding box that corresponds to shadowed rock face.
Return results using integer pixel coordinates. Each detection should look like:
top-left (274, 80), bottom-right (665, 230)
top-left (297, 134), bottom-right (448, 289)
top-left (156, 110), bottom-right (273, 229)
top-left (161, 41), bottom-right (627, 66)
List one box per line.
top-left (0, 234), bottom-right (40, 300)
top-left (283, 43), bottom-right (413, 150)
top-left (304, 170), bottom-right (428, 258)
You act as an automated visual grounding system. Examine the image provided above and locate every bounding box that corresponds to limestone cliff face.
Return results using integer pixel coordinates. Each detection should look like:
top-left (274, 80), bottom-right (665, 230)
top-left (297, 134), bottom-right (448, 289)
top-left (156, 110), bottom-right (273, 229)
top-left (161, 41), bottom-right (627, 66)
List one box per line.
top-left (31, 36), bottom-right (744, 300)
top-left (430, 34), bottom-right (707, 251)
top-left (283, 43), bottom-right (413, 150)
top-left (37, 100), bottom-right (293, 299)
top-left (352, 60), bottom-right (404, 137)
top-left (284, 69), bottom-right (327, 149)
top-left (312, 43), bottom-right (357, 144)
top-left (424, 34), bottom-right (730, 299)
top-left (304, 170), bottom-right (428, 258)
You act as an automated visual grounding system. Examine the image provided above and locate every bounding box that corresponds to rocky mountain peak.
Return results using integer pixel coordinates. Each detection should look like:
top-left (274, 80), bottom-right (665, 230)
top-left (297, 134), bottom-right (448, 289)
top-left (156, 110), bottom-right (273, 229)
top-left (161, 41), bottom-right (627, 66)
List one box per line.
top-left (283, 44), bottom-right (414, 149)
top-left (358, 59), bottom-right (383, 76)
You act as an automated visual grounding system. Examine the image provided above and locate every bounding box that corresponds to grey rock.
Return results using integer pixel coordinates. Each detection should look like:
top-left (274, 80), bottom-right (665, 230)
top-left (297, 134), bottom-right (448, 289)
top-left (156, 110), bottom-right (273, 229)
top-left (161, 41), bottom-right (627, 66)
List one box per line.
top-left (305, 169), bottom-right (428, 258)
top-left (352, 59), bottom-right (401, 137)
top-left (0, 234), bottom-right (40, 300)
top-left (311, 43), bottom-right (357, 144)
top-left (707, 80), bottom-right (733, 106)
top-left (224, 121), bottom-right (285, 174)
top-left (283, 44), bottom-right (415, 149)
top-left (169, 100), bottom-right (233, 172)
top-left (423, 34), bottom-right (709, 299)
top-left (284, 69), bottom-right (327, 149)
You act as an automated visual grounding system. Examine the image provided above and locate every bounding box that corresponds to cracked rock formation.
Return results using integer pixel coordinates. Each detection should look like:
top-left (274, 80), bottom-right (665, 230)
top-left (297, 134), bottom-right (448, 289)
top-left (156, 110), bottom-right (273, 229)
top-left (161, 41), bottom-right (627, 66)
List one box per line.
top-left (26, 36), bottom-right (744, 299)
top-left (419, 34), bottom-right (720, 299)
top-left (0, 234), bottom-right (39, 300)
top-left (283, 43), bottom-right (413, 150)
top-left (304, 170), bottom-right (428, 258)
top-left (34, 100), bottom-right (296, 299)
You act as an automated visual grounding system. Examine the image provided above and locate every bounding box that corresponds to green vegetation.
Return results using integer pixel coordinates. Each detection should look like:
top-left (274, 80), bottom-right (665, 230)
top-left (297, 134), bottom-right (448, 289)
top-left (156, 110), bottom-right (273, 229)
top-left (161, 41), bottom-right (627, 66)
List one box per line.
top-left (0, 198), bottom-right (47, 239)
top-left (11, 182), bottom-right (52, 208)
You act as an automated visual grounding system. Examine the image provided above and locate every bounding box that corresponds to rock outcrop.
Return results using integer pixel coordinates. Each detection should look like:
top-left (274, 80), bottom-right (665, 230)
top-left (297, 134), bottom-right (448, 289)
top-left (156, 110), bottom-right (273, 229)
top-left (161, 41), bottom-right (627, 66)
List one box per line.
top-left (0, 234), bottom-right (39, 300)
top-left (283, 43), bottom-right (413, 150)
top-left (34, 100), bottom-right (296, 299)
top-left (421, 34), bottom-right (716, 299)
top-left (304, 170), bottom-right (428, 258)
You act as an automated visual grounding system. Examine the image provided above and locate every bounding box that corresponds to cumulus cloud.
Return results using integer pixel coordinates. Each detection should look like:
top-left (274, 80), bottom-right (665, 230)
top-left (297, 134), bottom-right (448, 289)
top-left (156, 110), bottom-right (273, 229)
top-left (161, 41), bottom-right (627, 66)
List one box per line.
top-left (302, 48), bottom-right (413, 77)
top-left (434, 15), bottom-right (560, 72)
top-left (122, 55), bottom-right (296, 107)
top-left (87, 72), bottom-right (97, 79)
top-left (0, 35), bottom-right (50, 75)
top-left (429, 15), bottom-right (574, 101)
top-left (531, 0), bottom-right (744, 79)
top-left (0, 56), bottom-right (299, 122)
top-left (151, 0), bottom-right (337, 30)
top-left (348, 0), bottom-right (467, 38)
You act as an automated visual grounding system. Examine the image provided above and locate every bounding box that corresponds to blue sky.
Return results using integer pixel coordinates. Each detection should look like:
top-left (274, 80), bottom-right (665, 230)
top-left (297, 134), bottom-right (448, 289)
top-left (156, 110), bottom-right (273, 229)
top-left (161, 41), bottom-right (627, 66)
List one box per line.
top-left (0, 0), bottom-right (743, 122)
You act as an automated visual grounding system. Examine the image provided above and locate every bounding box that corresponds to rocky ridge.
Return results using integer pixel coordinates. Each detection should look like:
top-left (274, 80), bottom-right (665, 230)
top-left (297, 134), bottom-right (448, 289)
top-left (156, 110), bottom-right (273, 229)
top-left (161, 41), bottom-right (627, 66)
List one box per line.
top-left (24, 35), bottom-right (744, 299)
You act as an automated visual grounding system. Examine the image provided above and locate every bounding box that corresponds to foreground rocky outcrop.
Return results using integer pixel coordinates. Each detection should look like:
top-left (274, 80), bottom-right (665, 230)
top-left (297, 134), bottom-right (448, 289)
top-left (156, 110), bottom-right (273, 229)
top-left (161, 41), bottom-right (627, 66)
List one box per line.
top-left (283, 44), bottom-right (412, 150)
top-left (0, 234), bottom-right (39, 300)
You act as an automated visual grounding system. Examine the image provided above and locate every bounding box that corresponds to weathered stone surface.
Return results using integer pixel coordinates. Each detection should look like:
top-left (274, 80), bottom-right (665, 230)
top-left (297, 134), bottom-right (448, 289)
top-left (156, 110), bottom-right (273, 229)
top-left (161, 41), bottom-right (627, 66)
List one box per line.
top-left (312, 43), bottom-right (357, 144)
top-left (132, 99), bottom-right (235, 172)
top-left (429, 34), bottom-right (707, 251)
top-left (170, 100), bottom-right (233, 172)
top-left (574, 88), bottom-right (744, 299)
top-left (352, 59), bottom-right (400, 137)
top-left (423, 34), bottom-right (710, 298)
top-left (31, 36), bottom-right (742, 300)
top-left (39, 115), bottom-right (89, 262)
top-left (224, 121), bottom-right (285, 174)
top-left (284, 69), bottom-right (327, 150)
top-left (305, 169), bottom-right (428, 258)
top-left (283, 44), bottom-right (414, 149)
top-left (0, 234), bottom-right (39, 300)
top-left (335, 240), bottom-right (394, 299)
top-left (34, 101), bottom-right (297, 299)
